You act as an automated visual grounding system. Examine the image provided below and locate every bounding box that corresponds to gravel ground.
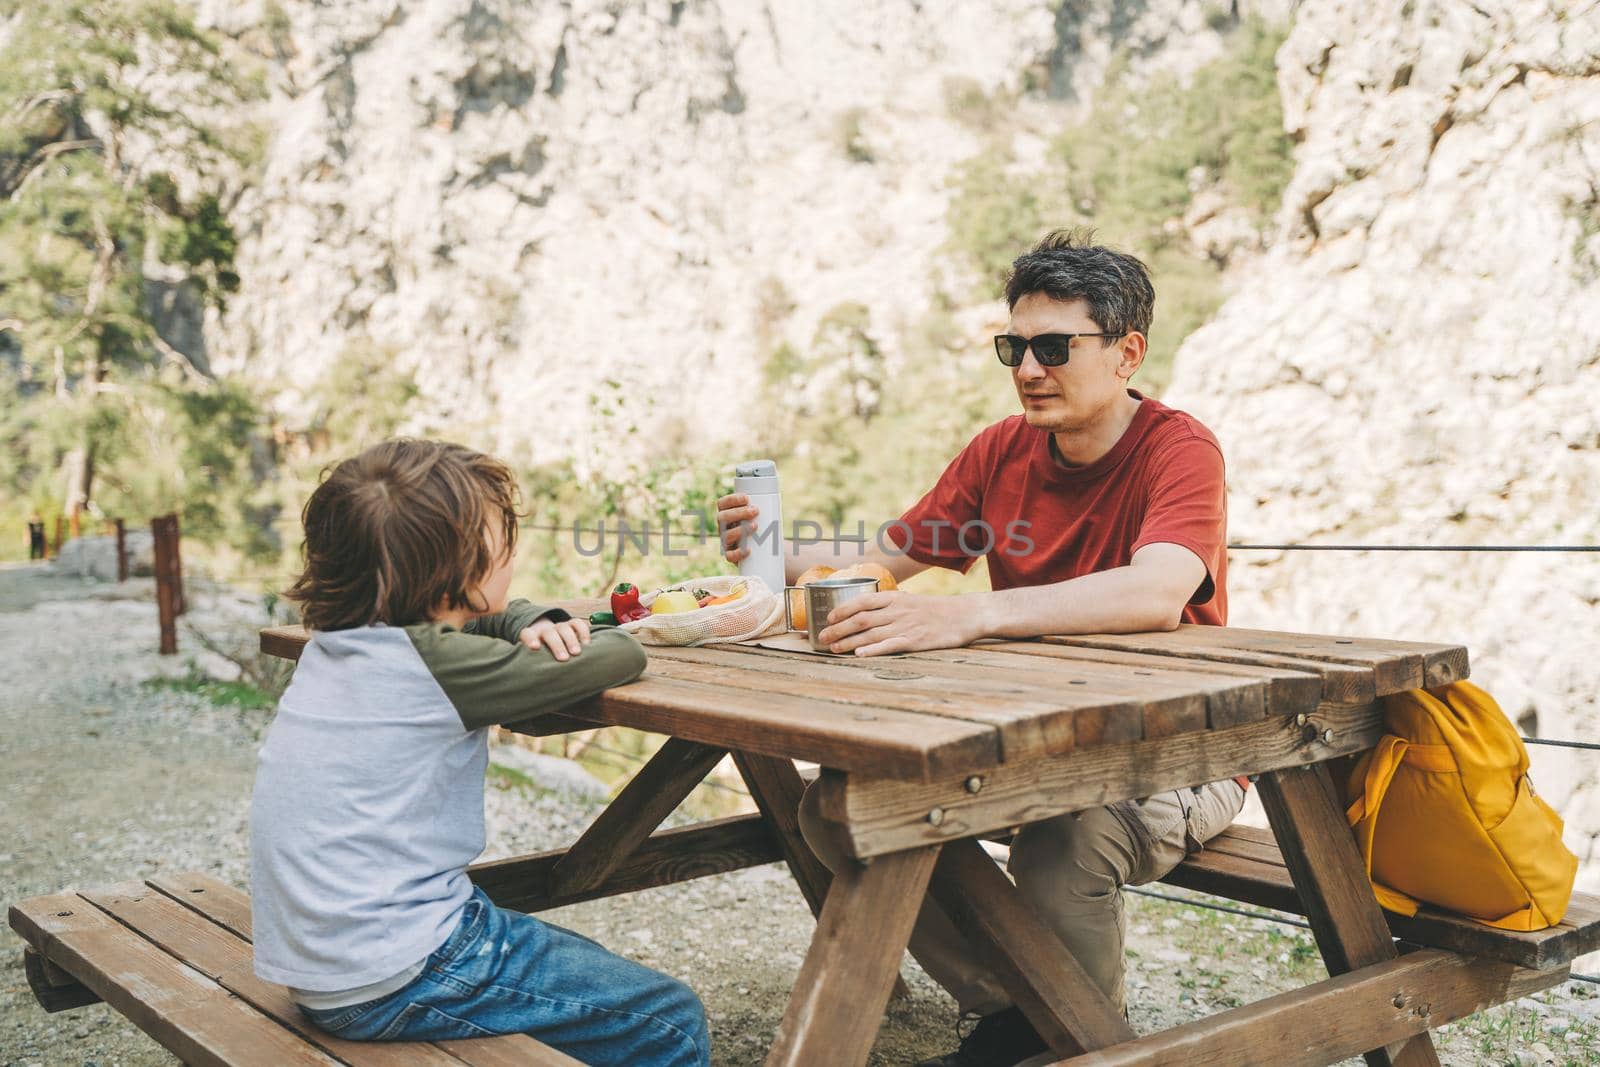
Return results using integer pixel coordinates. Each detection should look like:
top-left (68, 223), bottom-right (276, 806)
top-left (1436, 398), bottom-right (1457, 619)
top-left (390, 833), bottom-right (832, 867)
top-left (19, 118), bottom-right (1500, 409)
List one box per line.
top-left (3, 561), bottom-right (1597, 1066)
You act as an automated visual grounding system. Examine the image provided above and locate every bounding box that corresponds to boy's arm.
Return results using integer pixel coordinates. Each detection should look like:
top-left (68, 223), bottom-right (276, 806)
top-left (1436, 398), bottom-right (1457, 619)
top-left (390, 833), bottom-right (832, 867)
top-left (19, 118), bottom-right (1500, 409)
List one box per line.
top-left (464, 597), bottom-right (572, 642)
top-left (406, 624), bottom-right (647, 730)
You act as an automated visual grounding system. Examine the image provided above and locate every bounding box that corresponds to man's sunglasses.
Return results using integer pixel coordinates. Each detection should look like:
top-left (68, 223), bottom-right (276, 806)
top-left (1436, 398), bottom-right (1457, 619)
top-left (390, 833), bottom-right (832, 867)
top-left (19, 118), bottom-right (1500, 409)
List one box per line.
top-left (994, 332), bottom-right (1119, 367)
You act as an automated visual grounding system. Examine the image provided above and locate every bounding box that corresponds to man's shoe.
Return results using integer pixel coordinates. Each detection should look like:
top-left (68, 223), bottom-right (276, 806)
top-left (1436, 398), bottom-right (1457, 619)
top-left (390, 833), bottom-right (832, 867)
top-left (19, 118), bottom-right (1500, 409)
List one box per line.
top-left (914, 1007), bottom-right (1049, 1067)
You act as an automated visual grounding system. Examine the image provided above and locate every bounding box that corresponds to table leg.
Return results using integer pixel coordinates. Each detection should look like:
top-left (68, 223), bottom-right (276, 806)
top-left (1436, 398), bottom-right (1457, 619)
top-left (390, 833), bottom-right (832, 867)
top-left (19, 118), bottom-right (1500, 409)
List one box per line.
top-left (927, 838), bottom-right (1136, 1056)
top-left (1257, 763), bottom-right (1441, 1067)
top-left (736, 754), bottom-right (913, 1001)
top-left (733, 753), bottom-right (833, 918)
top-left (765, 845), bottom-right (940, 1067)
top-left (550, 738), bottom-right (728, 897)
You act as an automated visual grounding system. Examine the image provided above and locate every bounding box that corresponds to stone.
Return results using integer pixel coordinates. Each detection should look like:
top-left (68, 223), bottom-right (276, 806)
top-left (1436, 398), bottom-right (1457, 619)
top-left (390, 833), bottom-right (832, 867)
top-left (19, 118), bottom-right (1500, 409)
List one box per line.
top-left (52, 532), bottom-right (155, 581)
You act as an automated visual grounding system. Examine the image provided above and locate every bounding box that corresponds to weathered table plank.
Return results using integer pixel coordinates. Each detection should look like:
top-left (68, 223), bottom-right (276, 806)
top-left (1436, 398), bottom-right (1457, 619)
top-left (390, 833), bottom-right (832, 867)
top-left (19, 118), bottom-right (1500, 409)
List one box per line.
top-left (973, 640), bottom-right (1323, 718)
top-left (915, 646), bottom-right (1269, 735)
top-left (1041, 625), bottom-right (1468, 700)
top-left (812, 701), bottom-right (1385, 859)
top-left (264, 626), bottom-right (1001, 779)
top-left (724, 642), bottom-right (1149, 750)
top-left (652, 644), bottom-right (1087, 761)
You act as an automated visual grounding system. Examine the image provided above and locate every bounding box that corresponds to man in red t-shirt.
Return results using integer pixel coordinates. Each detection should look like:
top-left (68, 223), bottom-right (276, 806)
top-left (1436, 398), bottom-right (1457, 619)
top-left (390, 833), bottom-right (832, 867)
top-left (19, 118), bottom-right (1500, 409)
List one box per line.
top-left (717, 231), bottom-right (1244, 1067)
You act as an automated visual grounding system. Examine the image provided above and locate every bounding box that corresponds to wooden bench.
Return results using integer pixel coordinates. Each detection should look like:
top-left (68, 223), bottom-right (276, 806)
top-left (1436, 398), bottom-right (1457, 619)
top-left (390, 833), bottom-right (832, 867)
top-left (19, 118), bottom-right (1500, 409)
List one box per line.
top-left (1165, 823), bottom-right (1600, 970)
top-left (9, 873), bottom-right (583, 1066)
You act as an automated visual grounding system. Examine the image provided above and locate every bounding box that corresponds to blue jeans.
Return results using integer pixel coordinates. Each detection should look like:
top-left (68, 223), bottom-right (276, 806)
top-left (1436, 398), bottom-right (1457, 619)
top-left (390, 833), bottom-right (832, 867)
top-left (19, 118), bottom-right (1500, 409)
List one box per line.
top-left (298, 888), bottom-right (710, 1066)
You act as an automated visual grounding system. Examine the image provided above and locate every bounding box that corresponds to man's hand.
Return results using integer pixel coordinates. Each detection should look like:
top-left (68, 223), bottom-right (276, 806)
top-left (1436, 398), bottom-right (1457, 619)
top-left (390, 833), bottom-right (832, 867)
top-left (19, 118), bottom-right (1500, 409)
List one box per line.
top-left (519, 617), bottom-right (591, 662)
top-left (814, 590), bottom-right (985, 657)
top-left (716, 492), bottom-right (757, 565)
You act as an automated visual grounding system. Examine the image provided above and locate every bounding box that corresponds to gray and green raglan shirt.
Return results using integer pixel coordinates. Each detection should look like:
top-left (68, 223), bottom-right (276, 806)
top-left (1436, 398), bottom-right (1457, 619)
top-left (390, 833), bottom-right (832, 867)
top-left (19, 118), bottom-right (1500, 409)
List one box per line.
top-left (249, 599), bottom-right (647, 997)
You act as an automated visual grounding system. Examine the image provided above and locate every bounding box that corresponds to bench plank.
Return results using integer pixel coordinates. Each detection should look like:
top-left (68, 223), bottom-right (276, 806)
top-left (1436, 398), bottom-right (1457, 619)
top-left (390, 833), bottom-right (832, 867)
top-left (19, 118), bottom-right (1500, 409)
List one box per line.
top-left (10, 891), bottom-right (343, 1067)
top-left (1056, 948), bottom-right (1563, 1066)
top-left (82, 882), bottom-right (466, 1067)
top-left (1167, 825), bottom-right (1600, 970)
top-left (149, 871), bottom-right (254, 939)
top-left (136, 876), bottom-right (591, 1066)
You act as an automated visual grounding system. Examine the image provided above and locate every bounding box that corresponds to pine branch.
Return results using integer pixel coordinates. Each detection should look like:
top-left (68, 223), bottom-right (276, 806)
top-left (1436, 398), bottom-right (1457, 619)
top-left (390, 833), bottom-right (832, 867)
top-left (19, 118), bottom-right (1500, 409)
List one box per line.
top-left (150, 332), bottom-right (211, 386)
top-left (6, 137), bottom-right (100, 199)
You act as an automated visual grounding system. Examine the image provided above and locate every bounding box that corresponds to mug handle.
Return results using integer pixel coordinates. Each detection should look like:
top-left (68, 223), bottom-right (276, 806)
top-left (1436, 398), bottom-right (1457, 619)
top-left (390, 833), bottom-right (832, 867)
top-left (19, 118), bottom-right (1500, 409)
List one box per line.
top-left (783, 586), bottom-right (800, 632)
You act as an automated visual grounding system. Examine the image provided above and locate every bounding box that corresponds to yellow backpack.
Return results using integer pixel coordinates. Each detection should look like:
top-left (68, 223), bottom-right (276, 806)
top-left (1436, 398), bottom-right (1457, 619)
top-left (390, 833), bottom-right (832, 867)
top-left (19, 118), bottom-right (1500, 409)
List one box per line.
top-left (1343, 680), bottom-right (1578, 931)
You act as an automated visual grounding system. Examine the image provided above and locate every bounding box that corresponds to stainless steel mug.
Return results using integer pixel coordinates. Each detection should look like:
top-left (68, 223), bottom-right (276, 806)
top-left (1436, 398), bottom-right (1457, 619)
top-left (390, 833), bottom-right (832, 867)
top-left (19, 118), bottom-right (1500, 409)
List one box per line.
top-left (784, 576), bottom-right (880, 653)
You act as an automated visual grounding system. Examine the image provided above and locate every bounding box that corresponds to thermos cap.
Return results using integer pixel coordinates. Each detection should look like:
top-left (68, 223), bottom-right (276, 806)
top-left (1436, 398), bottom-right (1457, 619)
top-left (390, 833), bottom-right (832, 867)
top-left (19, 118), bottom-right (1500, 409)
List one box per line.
top-left (733, 459), bottom-right (779, 495)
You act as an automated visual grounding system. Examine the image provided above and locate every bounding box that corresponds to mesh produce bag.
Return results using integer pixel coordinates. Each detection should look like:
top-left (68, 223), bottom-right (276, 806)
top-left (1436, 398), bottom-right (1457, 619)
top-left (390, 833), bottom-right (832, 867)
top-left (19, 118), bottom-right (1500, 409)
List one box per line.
top-left (618, 575), bottom-right (786, 646)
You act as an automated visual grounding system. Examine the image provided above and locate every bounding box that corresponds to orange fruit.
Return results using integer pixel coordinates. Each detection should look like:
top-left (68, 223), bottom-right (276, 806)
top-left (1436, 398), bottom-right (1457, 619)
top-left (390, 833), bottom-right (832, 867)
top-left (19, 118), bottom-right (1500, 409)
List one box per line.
top-left (834, 561), bottom-right (898, 592)
top-left (795, 564), bottom-right (837, 586)
top-left (788, 565), bottom-right (836, 630)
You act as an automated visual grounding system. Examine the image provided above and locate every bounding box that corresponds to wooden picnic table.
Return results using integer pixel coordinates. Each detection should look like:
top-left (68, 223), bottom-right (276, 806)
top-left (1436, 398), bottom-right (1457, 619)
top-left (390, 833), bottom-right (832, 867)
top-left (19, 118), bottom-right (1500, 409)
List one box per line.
top-left (252, 609), bottom-right (1568, 1066)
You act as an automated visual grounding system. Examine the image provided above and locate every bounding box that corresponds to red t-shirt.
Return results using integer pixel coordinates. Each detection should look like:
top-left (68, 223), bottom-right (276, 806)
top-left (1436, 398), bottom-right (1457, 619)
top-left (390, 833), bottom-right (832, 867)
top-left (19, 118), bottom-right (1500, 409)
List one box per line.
top-left (890, 391), bottom-right (1228, 625)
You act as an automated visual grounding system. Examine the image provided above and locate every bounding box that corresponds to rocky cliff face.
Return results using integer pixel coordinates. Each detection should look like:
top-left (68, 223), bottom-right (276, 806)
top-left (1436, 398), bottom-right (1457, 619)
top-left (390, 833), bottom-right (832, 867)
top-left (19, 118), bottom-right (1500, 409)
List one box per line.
top-left (1164, 0), bottom-right (1600, 878)
top-left (200, 0), bottom-right (1277, 471)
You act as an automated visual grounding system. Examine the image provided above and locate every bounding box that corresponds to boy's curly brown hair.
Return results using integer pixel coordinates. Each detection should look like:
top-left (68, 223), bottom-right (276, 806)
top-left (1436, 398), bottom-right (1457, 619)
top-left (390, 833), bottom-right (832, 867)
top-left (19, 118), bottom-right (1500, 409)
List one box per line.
top-left (286, 439), bottom-right (522, 631)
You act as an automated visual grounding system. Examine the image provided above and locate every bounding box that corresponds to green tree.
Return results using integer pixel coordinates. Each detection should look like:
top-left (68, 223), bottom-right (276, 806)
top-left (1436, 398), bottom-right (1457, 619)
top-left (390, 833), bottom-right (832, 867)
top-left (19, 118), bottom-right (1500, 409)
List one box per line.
top-left (0, 0), bottom-right (262, 527)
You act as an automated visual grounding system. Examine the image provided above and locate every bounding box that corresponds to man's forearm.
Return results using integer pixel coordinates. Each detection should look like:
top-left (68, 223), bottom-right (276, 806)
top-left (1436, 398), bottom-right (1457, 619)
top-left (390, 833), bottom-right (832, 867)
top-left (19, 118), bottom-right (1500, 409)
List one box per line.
top-left (972, 564), bottom-right (1188, 639)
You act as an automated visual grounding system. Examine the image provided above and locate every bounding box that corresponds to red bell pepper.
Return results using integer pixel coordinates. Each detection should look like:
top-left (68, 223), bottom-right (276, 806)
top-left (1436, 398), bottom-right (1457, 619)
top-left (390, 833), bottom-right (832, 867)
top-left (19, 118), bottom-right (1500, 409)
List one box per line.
top-left (610, 582), bottom-right (651, 623)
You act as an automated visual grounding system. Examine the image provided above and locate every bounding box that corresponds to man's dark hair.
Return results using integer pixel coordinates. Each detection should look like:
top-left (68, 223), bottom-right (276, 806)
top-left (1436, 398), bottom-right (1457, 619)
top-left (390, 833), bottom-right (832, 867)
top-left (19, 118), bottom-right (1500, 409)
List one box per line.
top-left (285, 439), bottom-right (523, 631)
top-left (1003, 229), bottom-right (1155, 338)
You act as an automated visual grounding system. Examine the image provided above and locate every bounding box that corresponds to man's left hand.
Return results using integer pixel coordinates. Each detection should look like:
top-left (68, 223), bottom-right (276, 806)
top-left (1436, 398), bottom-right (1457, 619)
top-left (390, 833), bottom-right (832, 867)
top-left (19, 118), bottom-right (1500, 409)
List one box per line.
top-left (815, 590), bottom-right (984, 657)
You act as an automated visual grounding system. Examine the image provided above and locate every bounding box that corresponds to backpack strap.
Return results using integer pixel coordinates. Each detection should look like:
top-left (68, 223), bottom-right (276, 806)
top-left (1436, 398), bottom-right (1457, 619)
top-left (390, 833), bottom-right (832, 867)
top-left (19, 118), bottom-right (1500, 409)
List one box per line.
top-left (1344, 734), bottom-right (1424, 917)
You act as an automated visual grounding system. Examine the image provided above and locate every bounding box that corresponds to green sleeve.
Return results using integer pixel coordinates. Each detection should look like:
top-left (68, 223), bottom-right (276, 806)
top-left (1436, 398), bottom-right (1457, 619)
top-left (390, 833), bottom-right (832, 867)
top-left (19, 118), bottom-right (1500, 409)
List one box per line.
top-left (405, 622), bottom-right (647, 730)
top-left (463, 598), bottom-right (572, 642)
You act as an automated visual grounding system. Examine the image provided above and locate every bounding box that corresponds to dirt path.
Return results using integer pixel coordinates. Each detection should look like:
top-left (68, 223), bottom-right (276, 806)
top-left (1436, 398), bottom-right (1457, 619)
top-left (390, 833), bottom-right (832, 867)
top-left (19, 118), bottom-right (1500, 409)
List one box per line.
top-left (2, 562), bottom-right (1593, 1066)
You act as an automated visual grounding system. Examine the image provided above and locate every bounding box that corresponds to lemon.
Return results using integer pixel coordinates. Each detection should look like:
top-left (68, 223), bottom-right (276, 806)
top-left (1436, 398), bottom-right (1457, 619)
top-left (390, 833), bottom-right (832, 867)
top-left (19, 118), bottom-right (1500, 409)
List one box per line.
top-left (651, 589), bottom-right (701, 614)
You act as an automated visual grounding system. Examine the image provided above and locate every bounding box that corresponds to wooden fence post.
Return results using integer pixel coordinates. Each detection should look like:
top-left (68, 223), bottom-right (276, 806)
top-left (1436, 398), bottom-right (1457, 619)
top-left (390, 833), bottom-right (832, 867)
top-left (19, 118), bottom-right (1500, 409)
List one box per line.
top-left (171, 513), bottom-right (186, 615)
top-left (152, 514), bottom-right (179, 655)
top-left (115, 518), bottom-right (128, 583)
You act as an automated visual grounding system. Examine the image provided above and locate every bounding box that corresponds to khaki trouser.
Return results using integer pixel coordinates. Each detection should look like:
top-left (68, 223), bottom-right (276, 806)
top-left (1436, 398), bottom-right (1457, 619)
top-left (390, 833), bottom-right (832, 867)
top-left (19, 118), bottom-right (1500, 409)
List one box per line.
top-left (797, 778), bottom-right (1247, 1017)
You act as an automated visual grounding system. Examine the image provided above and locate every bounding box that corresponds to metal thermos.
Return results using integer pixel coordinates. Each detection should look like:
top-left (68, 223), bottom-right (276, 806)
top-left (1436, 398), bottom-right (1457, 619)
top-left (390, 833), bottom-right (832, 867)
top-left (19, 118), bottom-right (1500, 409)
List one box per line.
top-left (733, 460), bottom-right (784, 597)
